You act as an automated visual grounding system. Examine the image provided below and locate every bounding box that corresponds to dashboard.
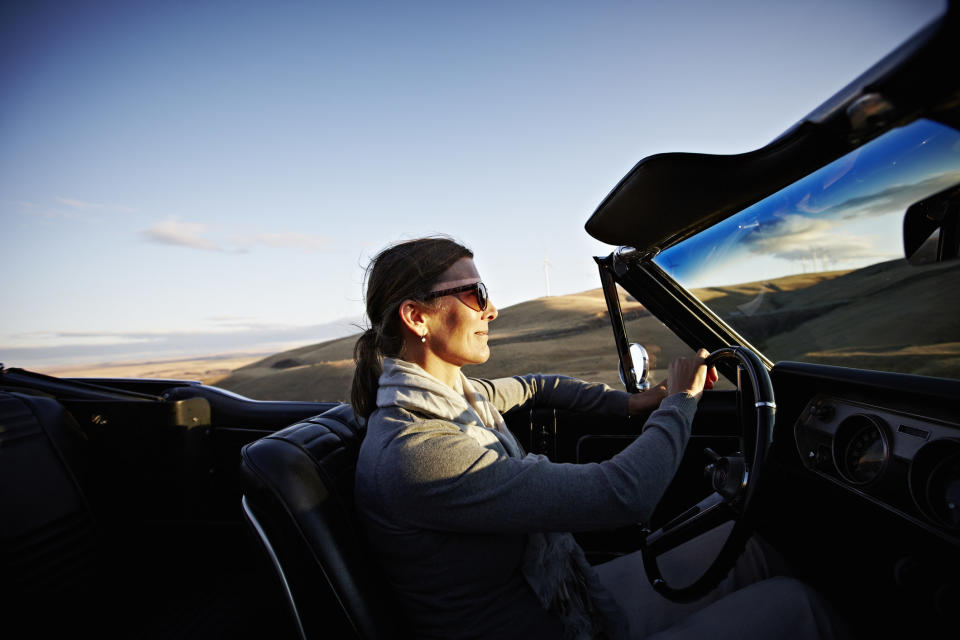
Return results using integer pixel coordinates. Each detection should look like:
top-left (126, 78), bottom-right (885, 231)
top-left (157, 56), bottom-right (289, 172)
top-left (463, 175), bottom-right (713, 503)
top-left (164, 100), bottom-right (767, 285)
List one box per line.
top-left (793, 393), bottom-right (960, 544)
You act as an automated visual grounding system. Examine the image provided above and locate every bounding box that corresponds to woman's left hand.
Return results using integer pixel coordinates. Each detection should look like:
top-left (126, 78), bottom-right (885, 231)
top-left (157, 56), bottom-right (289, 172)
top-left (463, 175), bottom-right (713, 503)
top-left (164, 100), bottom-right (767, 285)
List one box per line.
top-left (627, 379), bottom-right (669, 415)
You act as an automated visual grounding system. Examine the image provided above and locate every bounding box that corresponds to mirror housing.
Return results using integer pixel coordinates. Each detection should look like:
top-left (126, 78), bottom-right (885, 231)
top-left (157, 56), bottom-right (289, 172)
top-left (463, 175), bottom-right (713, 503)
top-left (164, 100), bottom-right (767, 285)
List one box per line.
top-left (619, 343), bottom-right (651, 392)
top-left (904, 183), bottom-right (960, 265)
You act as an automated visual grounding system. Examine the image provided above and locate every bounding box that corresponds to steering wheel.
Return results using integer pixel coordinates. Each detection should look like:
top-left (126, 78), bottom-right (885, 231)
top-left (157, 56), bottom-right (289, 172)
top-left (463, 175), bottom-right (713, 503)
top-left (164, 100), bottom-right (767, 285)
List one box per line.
top-left (639, 346), bottom-right (775, 602)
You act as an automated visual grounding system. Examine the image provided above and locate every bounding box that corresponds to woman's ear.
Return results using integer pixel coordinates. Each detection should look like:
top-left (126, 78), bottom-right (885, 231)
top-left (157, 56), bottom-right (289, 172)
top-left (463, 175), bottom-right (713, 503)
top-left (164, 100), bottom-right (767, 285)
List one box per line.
top-left (398, 299), bottom-right (428, 336)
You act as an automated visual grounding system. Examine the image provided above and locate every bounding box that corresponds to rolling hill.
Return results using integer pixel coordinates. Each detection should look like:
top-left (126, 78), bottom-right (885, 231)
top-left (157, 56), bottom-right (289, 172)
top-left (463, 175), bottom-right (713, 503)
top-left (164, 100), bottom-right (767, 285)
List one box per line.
top-left (215, 259), bottom-right (959, 401)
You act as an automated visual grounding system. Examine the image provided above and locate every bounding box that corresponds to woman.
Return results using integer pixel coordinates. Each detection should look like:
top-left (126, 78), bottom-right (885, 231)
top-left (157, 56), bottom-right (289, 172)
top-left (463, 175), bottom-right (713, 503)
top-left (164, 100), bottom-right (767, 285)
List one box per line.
top-left (352, 237), bottom-right (843, 640)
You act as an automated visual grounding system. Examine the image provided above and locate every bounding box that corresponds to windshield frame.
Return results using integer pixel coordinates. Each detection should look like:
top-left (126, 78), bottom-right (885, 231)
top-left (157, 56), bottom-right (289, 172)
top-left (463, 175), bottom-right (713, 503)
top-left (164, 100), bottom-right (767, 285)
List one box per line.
top-left (596, 249), bottom-right (773, 387)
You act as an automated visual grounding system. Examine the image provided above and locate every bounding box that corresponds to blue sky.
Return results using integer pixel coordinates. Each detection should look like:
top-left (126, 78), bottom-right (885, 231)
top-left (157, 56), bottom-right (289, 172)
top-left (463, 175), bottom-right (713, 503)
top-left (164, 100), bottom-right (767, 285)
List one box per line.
top-left (0, 0), bottom-right (946, 368)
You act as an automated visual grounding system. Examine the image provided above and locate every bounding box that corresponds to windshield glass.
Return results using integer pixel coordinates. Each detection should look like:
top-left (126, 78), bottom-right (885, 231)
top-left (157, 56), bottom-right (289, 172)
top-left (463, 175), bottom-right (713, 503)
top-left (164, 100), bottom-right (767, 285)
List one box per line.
top-left (654, 118), bottom-right (960, 380)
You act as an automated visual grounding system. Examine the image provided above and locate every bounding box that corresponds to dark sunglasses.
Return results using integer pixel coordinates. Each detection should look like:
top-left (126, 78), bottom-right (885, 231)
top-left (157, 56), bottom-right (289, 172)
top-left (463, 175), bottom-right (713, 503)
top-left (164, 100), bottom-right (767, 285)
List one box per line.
top-left (423, 282), bottom-right (489, 312)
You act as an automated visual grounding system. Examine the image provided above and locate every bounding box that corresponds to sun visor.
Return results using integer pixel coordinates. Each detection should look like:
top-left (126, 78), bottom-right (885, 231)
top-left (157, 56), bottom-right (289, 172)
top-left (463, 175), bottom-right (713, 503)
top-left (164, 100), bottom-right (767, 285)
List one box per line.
top-left (584, 125), bottom-right (845, 253)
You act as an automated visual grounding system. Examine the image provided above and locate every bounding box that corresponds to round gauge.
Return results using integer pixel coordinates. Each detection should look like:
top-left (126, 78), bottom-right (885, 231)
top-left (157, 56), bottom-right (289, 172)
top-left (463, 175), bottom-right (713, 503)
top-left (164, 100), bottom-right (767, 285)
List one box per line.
top-left (910, 439), bottom-right (960, 530)
top-left (927, 455), bottom-right (960, 528)
top-left (833, 414), bottom-right (889, 485)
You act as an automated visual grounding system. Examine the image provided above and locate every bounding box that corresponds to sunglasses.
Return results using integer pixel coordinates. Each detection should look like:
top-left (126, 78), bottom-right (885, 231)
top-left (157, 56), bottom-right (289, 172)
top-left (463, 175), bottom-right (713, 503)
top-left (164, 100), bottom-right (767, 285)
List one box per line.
top-left (424, 282), bottom-right (489, 312)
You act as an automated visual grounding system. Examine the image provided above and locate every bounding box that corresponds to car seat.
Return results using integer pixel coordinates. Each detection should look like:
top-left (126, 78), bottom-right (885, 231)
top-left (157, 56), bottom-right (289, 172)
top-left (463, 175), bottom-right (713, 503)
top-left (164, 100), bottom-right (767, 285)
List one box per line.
top-left (239, 403), bottom-right (406, 640)
top-left (0, 391), bottom-right (98, 630)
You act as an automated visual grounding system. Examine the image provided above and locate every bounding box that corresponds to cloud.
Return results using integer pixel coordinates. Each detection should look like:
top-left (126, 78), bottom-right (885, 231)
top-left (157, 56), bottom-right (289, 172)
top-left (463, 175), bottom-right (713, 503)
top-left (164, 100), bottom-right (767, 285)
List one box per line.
top-left (16, 197), bottom-right (136, 225)
top-left (7, 330), bottom-right (158, 348)
top-left (738, 172), bottom-right (960, 265)
top-left (833, 171), bottom-right (960, 220)
top-left (56, 197), bottom-right (97, 208)
top-left (205, 315), bottom-right (258, 324)
top-left (55, 197), bottom-right (136, 213)
top-left (16, 200), bottom-right (89, 222)
top-left (794, 193), bottom-right (830, 215)
top-left (141, 216), bottom-right (223, 251)
top-left (745, 214), bottom-right (888, 262)
top-left (141, 217), bottom-right (328, 253)
top-left (238, 231), bottom-right (328, 251)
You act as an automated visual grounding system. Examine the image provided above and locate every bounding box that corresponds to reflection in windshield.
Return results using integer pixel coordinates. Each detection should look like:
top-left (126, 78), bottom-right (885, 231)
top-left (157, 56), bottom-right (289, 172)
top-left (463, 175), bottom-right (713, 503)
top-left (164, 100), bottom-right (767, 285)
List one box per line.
top-left (654, 119), bottom-right (960, 381)
top-left (656, 119), bottom-right (960, 288)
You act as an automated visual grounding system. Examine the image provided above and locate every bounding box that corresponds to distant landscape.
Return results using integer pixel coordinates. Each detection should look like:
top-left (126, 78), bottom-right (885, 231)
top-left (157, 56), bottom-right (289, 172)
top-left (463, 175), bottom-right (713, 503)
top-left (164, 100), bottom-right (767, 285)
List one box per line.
top-left (213, 258), bottom-right (958, 401)
top-left (42, 258), bottom-right (959, 400)
top-left (38, 353), bottom-right (269, 386)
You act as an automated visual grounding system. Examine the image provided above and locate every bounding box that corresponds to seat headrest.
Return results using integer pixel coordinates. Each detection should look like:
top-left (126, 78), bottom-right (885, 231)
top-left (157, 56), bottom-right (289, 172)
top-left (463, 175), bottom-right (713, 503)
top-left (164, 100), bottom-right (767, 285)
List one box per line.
top-left (240, 402), bottom-right (365, 541)
top-left (267, 402), bottom-right (363, 456)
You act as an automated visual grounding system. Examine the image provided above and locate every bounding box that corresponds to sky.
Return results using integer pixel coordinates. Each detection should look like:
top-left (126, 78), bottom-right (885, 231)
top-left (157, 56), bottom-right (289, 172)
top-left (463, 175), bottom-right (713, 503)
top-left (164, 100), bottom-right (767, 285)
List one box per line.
top-left (0, 0), bottom-right (947, 369)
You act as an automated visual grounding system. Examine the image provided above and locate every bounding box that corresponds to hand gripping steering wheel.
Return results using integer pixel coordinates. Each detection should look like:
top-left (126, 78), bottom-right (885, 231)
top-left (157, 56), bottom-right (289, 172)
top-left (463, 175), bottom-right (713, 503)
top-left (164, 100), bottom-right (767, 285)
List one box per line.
top-left (640, 346), bottom-right (775, 602)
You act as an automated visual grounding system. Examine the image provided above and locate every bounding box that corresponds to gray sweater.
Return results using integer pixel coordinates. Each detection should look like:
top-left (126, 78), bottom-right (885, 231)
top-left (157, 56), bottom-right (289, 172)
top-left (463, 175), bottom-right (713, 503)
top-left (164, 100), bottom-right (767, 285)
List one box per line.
top-left (355, 361), bottom-right (697, 639)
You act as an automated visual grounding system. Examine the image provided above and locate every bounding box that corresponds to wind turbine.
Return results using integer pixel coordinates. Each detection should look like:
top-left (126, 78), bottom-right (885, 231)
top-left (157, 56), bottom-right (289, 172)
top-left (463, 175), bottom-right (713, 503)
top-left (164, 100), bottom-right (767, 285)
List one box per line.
top-left (543, 256), bottom-right (552, 297)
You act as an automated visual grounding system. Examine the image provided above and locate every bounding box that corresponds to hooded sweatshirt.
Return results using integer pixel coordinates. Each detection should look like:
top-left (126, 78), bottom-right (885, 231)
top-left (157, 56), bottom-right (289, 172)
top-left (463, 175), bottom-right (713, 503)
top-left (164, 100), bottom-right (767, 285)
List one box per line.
top-left (354, 358), bottom-right (697, 639)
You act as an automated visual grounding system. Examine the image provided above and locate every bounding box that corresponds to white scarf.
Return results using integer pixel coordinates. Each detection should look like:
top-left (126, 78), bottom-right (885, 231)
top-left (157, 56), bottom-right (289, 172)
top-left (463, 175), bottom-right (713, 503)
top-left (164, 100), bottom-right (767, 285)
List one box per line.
top-left (376, 358), bottom-right (629, 640)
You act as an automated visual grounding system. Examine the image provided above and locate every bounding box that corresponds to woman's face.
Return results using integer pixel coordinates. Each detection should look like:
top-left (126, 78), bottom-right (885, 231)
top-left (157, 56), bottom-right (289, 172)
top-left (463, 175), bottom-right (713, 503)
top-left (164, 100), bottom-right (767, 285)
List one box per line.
top-left (422, 257), bottom-right (498, 368)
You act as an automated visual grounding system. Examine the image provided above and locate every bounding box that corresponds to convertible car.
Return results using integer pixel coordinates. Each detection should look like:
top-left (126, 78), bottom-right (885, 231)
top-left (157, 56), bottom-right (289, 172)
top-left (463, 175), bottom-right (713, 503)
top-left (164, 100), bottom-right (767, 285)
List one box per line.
top-left (3, 3), bottom-right (958, 639)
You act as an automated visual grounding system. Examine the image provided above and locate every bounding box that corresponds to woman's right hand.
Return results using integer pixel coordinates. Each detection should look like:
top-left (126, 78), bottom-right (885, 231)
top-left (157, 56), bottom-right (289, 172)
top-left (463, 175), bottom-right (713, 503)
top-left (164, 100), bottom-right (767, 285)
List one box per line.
top-left (667, 349), bottom-right (714, 400)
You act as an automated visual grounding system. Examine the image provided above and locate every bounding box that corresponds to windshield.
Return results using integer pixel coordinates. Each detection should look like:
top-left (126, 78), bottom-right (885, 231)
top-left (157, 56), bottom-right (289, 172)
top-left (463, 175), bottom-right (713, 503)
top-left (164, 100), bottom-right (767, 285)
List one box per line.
top-left (654, 118), bottom-right (960, 380)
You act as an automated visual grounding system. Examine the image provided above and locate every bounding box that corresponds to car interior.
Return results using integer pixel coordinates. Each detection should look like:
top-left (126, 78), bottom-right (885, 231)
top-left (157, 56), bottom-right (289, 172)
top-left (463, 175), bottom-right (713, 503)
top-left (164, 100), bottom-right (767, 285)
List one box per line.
top-left (2, 2), bottom-right (958, 639)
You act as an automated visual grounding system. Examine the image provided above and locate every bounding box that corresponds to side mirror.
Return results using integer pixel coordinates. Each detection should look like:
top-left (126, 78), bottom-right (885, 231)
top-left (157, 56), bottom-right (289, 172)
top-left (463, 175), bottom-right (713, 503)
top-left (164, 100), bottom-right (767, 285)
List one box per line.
top-left (619, 343), bottom-right (651, 392)
top-left (904, 183), bottom-right (960, 265)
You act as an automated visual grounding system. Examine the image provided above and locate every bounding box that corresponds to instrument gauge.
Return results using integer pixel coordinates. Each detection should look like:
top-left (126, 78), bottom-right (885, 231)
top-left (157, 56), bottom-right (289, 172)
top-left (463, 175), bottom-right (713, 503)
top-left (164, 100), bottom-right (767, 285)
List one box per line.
top-left (911, 440), bottom-right (960, 531)
top-left (834, 414), bottom-right (889, 485)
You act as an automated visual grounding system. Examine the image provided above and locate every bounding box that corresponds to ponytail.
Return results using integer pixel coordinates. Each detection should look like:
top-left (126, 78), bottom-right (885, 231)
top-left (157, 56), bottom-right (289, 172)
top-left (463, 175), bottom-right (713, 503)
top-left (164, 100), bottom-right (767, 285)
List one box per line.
top-left (351, 328), bottom-right (382, 420)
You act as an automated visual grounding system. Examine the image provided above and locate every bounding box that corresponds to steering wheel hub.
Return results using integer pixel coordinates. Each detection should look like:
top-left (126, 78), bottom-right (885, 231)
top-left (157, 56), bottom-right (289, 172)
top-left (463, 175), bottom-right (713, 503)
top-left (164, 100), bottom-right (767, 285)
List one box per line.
top-left (704, 447), bottom-right (747, 502)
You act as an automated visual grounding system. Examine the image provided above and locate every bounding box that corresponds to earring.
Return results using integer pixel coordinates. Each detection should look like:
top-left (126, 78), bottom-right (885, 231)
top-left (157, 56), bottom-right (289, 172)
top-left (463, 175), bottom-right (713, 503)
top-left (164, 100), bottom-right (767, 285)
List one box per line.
top-left (420, 333), bottom-right (427, 343)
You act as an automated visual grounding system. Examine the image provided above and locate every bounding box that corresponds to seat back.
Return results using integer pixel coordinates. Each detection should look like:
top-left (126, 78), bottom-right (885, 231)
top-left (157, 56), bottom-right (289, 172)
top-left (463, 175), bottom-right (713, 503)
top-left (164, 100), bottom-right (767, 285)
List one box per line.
top-left (0, 391), bottom-right (98, 629)
top-left (239, 403), bottom-right (404, 640)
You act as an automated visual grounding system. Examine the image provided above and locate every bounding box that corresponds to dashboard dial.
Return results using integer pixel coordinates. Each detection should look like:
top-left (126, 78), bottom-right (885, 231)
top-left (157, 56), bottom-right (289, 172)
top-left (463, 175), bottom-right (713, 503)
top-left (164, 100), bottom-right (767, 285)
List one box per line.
top-left (912, 440), bottom-right (960, 531)
top-left (834, 414), bottom-right (889, 485)
top-left (928, 456), bottom-right (960, 528)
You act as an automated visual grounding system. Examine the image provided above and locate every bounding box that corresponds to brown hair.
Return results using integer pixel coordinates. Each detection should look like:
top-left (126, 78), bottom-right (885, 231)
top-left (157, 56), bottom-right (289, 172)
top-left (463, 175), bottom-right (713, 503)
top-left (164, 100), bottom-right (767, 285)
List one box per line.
top-left (350, 236), bottom-right (473, 419)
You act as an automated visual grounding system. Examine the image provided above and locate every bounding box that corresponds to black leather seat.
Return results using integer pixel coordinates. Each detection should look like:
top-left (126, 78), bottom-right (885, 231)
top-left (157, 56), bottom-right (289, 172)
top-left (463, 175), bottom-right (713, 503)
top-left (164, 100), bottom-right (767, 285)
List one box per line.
top-left (0, 391), bottom-right (99, 630)
top-left (239, 403), bottom-right (406, 640)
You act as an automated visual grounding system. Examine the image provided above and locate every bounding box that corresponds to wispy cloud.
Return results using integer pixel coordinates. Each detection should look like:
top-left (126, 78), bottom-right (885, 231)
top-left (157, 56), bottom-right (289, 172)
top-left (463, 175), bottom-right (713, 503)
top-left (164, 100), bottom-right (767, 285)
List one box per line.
top-left (15, 197), bottom-right (136, 224)
top-left (55, 197), bottom-right (136, 213)
top-left (739, 172), bottom-right (960, 265)
top-left (205, 315), bottom-right (258, 325)
top-left (832, 171), bottom-right (960, 220)
top-left (56, 197), bottom-right (98, 208)
top-left (237, 231), bottom-right (328, 251)
top-left (745, 214), bottom-right (887, 262)
top-left (141, 217), bottom-right (328, 253)
top-left (140, 216), bottom-right (227, 251)
top-left (16, 200), bottom-right (88, 222)
top-left (8, 330), bottom-right (159, 348)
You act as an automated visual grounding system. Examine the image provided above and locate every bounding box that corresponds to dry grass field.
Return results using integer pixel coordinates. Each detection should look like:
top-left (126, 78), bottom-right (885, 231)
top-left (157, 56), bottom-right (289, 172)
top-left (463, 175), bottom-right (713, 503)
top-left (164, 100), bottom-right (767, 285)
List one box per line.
top-left (38, 353), bottom-right (269, 386)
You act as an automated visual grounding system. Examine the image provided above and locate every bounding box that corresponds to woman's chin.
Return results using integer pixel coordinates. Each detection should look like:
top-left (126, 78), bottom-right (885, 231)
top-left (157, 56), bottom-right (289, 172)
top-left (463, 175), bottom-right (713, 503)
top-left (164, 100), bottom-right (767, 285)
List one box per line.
top-left (471, 347), bottom-right (491, 364)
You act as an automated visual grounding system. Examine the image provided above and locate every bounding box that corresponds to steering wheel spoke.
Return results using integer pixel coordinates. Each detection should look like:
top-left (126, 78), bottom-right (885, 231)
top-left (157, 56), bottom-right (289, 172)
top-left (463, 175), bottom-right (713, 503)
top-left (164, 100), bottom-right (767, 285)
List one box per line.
top-left (644, 491), bottom-right (734, 555)
top-left (640, 346), bottom-right (774, 602)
